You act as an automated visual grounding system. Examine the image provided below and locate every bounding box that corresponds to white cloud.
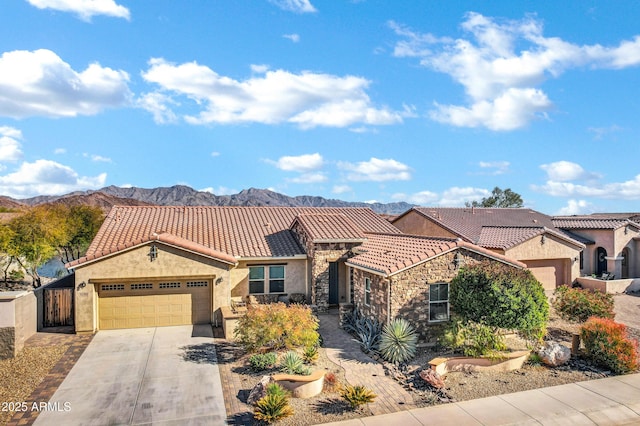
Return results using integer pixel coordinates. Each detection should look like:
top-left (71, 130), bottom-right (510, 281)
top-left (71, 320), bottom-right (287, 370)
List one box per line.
top-left (283, 34), bottom-right (300, 43)
top-left (332, 185), bottom-right (352, 194)
top-left (0, 49), bottom-right (131, 119)
top-left (269, 0), bottom-right (316, 13)
top-left (393, 186), bottom-right (490, 206)
top-left (391, 13), bottom-right (640, 131)
top-left (556, 199), bottom-right (595, 215)
top-left (540, 161), bottom-right (600, 182)
top-left (211, 151), bottom-right (221, 157)
top-left (271, 153), bottom-right (323, 172)
top-left (338, 157), bottom-right (411, 182)
top-left (532, 174), bottom-right (640, 200)
top-left (0, 127), bottom-right (23, 163)
top-left (288, 172), bottom-right (327, 184)
top-left (478, 160), bottom-right (510, 175)
top-left (82, 153), bottom-right (112, 163)
top-left (250, 64), bottom-right (270, 73)
top-left (26, 0), bottom-right (130, 21)
top-left (140, 59), bottom-right (403, 128)
top-left (136, 92), bottom-right (178, 124)
top-left (588, 124), bottom-right (622, 140)
top-left (200, 186), bottom-right (237, 195)
top-left (0, 159), bottom-right (106, 198)
top-left (54, 148), bottom-right (66, 155)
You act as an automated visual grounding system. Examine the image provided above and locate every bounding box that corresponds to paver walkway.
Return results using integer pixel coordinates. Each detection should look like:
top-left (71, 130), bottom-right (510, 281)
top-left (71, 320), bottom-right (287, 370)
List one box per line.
top-left (7, 330), bottom-right (93, 426)
top-left (318, 313), bottom-right (415, 415)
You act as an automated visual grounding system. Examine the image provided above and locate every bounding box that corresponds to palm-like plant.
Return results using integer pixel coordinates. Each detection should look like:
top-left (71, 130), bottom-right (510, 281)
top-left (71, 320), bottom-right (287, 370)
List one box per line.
top-left (378, 318), bottom-right (418, 364)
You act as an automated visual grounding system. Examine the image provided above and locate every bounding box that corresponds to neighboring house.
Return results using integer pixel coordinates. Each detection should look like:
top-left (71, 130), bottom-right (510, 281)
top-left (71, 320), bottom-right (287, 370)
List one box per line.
top-left (66, 206), bottom-right (399, 333)
top-left (346, 233), bottom-right (525, 343)
top-left (392, 207), bottom-right (585, 293)
top-left (552, 215), bottom-right (640, 280)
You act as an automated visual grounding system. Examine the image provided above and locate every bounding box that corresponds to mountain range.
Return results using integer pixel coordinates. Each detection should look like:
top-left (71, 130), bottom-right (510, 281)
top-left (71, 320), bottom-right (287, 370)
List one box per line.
top-left (0, 185), bottom-right (414, 215)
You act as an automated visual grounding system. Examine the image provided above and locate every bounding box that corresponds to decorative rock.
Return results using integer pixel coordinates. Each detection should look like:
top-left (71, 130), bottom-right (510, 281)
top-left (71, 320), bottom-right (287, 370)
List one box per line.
top-left (538, 342), bottom-right (571, 367)
top-left (247, 375), bottom-right (274, 406)
top-left (419, 369), bottom-right (445, 389)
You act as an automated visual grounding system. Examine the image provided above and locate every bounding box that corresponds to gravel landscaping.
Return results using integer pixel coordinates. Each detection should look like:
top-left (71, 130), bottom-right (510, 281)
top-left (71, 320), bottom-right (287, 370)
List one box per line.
top-left (0, 344), bottom-right (69, 425)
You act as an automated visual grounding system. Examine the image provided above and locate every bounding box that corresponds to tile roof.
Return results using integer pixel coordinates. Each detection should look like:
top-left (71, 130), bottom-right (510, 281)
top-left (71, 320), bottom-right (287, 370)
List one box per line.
top-left (346, 233), bottom-right (526, 277)
top-left (552, 216), bottom-right (640, 230)
top-left (401, 207), bottom-right (583, 249)
top-left (291, 214), bottom-right (367, 243)
top-left (69, 206), bottom-right (399, 268)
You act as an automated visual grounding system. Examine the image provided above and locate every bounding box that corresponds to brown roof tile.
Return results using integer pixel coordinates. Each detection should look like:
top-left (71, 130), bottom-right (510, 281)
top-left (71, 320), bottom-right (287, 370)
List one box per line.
top-left (347, 233), bottom-right (525, 276)
top-left (291, 213), bottom-right (367, 243)
top-left (70, 206), bottom-right (399, 268)
top-left (552, 216), bottom-right (640, 230)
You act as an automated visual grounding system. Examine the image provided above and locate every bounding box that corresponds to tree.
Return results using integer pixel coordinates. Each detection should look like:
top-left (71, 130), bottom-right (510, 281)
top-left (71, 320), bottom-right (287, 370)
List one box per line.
top-left (450, 260), bottom-right (549, 341)
top-left (466, 187), bottom-right (524, 208)
top-left (52, 205), bottom-right (104, 263)
top-left (0, 224), bottom-right (16, 282)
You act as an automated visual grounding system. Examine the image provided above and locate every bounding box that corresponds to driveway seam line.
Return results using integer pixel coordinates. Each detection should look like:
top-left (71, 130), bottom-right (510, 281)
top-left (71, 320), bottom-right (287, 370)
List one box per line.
top-left (129, 328), bottom-right (156, 425)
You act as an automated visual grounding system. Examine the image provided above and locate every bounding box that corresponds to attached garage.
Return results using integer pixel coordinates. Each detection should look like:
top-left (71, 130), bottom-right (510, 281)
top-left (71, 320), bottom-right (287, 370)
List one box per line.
top-left (523, 259), bottom-right (568, 293)
top-left (97, 280), bottom-right (211, 330)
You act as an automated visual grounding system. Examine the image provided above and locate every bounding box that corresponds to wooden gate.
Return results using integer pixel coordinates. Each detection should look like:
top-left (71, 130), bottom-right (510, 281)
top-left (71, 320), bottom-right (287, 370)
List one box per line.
top-left (44, 288), bottom-right (74, 327)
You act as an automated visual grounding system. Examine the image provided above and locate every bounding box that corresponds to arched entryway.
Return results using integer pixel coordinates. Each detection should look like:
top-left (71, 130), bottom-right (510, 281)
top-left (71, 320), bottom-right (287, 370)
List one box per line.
top-left (621, 247), bottom-right (630, 279)
top-left (596, 247), bottom-right (607, 276)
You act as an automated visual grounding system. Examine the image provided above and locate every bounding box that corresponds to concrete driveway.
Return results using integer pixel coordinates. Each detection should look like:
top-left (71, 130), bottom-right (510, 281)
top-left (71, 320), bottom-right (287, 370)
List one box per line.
top-left (34, 325), bottom-right (226, 425)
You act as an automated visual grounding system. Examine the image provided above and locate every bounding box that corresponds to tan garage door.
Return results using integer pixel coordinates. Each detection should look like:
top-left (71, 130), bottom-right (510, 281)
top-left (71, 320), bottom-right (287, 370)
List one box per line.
top-left (98, 280), bottom-right (211, 330)
top-left (523, 259), bottom-right (567, 294)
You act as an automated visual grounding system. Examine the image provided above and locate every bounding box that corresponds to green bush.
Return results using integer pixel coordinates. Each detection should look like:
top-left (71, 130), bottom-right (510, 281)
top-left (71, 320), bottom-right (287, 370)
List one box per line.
top-left (450, 261), bottom-right (549, 342)
top-left (553, 286), bottom-right (614, 322)
top-left (279, 351), bottom-right (308, 375)
top-left (254, 393), bottom-right (294, 424)
top-left (441, 319), bottom-right (507, 357)
top-left (248, 352), bottom-right (277, 372)
top-left (235, 303), bottom-right (319, 352)
top-left (340, 384), bottom-right (376, 408)
top-left (265, 382), bottom-right (289, 399)
top-left (378, 318), bottom-right (418, 364)
top-left (581, 317), bottom-right (639, 374)
top-left (303, 345), bottom-right (318, 364)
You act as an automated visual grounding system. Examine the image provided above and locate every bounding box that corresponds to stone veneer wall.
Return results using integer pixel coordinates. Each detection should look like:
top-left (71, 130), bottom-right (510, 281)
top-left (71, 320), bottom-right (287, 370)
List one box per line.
top-left (312, 244), bottom-right (358, 312)
top-left (352, 249), bottom-right (515, 343)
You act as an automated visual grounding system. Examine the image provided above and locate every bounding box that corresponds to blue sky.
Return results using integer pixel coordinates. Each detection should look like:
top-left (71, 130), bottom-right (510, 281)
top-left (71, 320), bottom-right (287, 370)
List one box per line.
top-left (0, 0), bottom-right (639, 215)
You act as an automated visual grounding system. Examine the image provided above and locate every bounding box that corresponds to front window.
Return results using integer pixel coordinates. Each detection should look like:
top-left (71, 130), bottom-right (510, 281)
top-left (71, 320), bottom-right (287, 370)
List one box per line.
top-left (429, 283), bottom-right (449, 322)
top-left (364, 277), bottom-right (371, 306)
top-left (269, 265), bottom-right (285, 293)
top-left (249, 266), bottom-right (265, 294)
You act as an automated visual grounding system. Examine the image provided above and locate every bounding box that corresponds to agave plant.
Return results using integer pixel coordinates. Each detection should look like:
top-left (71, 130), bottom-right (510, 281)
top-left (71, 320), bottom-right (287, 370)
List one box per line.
top-left (254, 393), bottom-right (294, 423)
top-left (340, 384), bottom-right (376, 408)
top-left (378, 318), bottom-right (418, 364)
top-left (279, 351), bottom-right (304, 374)
top-left (343, 309), bottom-right (382, 353)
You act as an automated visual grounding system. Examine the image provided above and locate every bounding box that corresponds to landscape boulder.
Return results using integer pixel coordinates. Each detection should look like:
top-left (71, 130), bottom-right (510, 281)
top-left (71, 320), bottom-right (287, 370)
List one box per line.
top-left (419, 368), bottom-right (445, 389)
top-left (538, 342), bottom-right (571, 367)
top-left (247, 375), bottom-right (274, 405)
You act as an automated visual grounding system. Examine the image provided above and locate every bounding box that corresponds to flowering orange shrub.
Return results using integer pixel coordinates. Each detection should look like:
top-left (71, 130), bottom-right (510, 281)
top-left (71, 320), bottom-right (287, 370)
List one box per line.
top-left (553, 286), bottom-right (614, 322)
top-left (580, 317), bottom-right (639, 374)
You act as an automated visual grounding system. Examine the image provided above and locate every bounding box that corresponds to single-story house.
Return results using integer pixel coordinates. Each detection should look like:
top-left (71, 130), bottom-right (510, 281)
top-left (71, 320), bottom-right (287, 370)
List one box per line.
top-left (552, 215), bottom-right (640, 279)
top-left (392, 207), bottom-right (585, 293)
top-left (346, 233), bottom-right (526, 342)
top-left (67, 205), bottom-right (400, 333)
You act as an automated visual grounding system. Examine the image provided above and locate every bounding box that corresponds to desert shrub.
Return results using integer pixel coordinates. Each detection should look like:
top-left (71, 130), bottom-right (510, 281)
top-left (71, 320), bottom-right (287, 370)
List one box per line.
top-left (288, 293), bottom-right (306, 304)
top-left (581, 317), bottom-right (639, 374)
top-left (553, 286), bottom-right (614, 323)
top-left (342, 309), bottom-right (381, 353)
top-left (378, 318), bottom-right (418, 364)
top-left (235, 303), bottom-right (319, 352)
top-left (248, 352), bottom-right (277, 372)
top-left (265, 382), bottom-right (289, 399)
top-left (323, 372), bottom-right (340, 392)
top-left (303, 345), bottom-right (318, 364)
top-left (254, 393), bottom-right (294, 424)
top-left (528, 352), bottom-right (543, 366)
top-left (340, 384), bottom-right (376, 408)
top-left (450, 261), bottom-right (549, 342)
top-left (441, 319), bottom-right (507, 357)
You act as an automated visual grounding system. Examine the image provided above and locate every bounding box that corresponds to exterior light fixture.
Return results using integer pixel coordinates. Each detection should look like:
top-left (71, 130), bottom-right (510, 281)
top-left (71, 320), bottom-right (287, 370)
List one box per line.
top-left (454, 252), bottom-right (465, 268)
top-left (149, 244), bottom-right (158, 261)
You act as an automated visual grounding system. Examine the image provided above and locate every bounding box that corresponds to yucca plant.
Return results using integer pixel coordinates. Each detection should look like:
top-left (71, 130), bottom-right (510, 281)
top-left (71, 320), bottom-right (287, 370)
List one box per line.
top-left (303, 345), bottom-right (319, 364)
top-left (340, 384), bottom-right (376, 409)
top-left (254, 393), bottom-right (294, 424)
top-left (378, 318), bottom-right (418, 364)
top-left (279, 351), bottom-right (304, 374)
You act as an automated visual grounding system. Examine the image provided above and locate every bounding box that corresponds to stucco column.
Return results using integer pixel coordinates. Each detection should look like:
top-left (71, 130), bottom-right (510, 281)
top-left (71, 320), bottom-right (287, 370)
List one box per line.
top-left (606, 256), bottom-right (623, 279)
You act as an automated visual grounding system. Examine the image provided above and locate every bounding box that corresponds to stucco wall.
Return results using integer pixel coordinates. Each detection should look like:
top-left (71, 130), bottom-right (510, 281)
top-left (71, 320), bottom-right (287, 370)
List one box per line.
top-left (0, 291), bottom-right (36, 359)
top-left (73, 242), bottom-right (232, 333)
top-left (393, 211), bottom-right (459, 238)
top-left (230, 258), bottom-right (308, 301)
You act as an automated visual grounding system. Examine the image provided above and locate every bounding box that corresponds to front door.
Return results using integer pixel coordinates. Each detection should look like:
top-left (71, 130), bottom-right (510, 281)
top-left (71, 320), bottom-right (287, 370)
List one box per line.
top-left (596, 247), bottom-right (607, 276)
top-left (329, 262), bottom-right (339, 305)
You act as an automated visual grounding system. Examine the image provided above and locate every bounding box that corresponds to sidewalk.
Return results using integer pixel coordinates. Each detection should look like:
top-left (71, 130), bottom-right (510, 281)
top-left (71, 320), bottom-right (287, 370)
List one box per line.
top-left (321, 373), bottom-right (640, 425)
top-left (318, 313), bottom-right (415, 415)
